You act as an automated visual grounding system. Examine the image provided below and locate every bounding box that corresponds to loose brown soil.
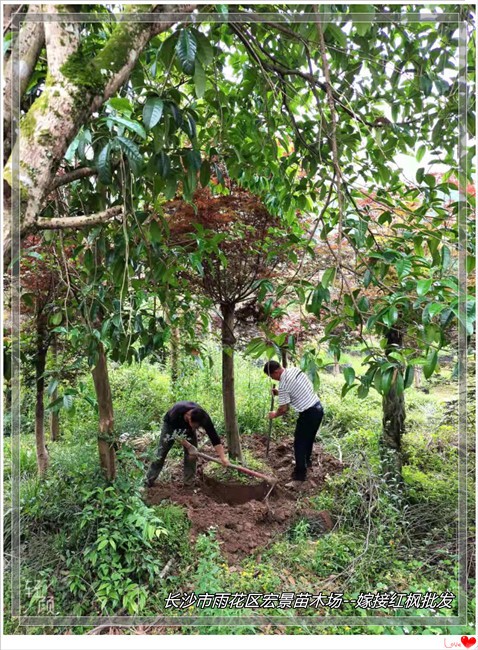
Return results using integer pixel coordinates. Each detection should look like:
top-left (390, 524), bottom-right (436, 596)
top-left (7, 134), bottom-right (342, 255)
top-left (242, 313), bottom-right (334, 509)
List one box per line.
top-left (144, 433), bottom-right (345, 561)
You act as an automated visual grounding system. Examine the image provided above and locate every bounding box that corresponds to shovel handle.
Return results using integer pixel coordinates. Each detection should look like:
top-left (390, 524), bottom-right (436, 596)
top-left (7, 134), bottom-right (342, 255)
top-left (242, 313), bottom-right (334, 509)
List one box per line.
top-left (266, 391), bottom-right (274, 457)
top-left (180, 439), bottom-right (277, 485)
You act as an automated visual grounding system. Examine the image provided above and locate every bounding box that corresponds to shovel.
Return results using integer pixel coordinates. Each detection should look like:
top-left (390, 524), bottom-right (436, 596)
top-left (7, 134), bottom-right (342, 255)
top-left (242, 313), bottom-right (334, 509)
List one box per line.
top-left (180, 439), bottom-right (277, 486)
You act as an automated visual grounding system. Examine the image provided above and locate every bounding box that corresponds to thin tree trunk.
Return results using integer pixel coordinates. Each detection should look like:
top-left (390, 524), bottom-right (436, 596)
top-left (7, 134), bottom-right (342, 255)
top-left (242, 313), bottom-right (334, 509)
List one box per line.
top-left (221, 303), bottom-right (242, 462)
top-left (380, 326), bottom-right (406, 481)
top-left (91, 343), bottom-right (116, 481)
top-left (170, 324), bottom-right (179, 397)
top-left (50, 333), bottom-right (60, 441)
top-left (414, 365), bottom-right (422, 389)
top-left (281, 346), bottom-right (288, 368)
top-left (35, 314), bottom-right (49, 475)
top-left (333, 352), bottom-right (340, 376)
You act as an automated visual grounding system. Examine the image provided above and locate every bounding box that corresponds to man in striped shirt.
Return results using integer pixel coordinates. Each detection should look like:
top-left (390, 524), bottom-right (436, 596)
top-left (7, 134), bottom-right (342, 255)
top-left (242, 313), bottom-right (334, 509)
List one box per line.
top-left (264, 361), bottom-right (324, 482)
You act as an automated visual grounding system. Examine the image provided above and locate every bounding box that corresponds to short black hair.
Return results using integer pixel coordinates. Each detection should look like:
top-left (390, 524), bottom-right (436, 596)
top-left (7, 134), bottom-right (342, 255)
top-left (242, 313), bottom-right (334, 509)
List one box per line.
top-left (188, 407), bottom-right (209, 427)
top-left (263, 360), bottom-right (281, 376)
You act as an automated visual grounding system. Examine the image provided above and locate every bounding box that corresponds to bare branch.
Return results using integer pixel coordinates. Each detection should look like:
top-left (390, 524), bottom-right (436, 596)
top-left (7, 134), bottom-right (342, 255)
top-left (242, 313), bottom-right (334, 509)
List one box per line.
top-left (48, 166), bottom-right (98, 191)
top-left (37, 206), bottom-right (123, 231)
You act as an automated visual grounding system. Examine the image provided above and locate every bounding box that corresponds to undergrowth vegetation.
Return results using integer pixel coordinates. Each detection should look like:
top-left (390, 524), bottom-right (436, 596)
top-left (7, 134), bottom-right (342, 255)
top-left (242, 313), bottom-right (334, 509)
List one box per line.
top-left (3, 348), bottom-right (474, 635)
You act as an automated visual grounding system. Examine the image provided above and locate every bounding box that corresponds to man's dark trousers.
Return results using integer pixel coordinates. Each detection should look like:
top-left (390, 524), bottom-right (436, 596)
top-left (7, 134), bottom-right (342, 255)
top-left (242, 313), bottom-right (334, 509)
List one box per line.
top-left (294, 402), bottom-right (324, 478)
top-left (146, 417), bottom-right (198, 484)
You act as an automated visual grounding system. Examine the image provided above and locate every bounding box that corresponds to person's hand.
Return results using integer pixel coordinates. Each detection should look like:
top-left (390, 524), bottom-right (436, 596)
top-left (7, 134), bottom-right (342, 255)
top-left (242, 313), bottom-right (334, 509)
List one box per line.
top-left (219, 455), bottom-right (230, 467)
top-left (271, 387), bottom-right (279, 396)
top-left (267, 411), bottom-right (276, 420)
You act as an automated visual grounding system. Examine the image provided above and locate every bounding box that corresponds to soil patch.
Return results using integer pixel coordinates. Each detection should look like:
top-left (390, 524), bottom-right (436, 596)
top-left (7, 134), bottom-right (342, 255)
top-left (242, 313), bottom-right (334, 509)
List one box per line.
top-left (144, 433), bottom-right (345, 561)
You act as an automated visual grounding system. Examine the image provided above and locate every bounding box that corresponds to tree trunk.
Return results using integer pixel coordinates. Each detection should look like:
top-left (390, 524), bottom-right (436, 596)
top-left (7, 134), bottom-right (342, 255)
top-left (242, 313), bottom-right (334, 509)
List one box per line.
top-left (35, 314), bottom-right (49, 475)
top-left (281, 346), bottom-right (288, 368)
top-left (91, 343), bottom-right (116, 481)
top-left (221, 303), bottom-right (243, 462)
top-left (380, 326), bottom-right (406, 481)
top-left (170, 324), bottom-right (179, 397)
top-left (333, 352), bottom-right (340, 376)
top-left (414, 365), bottom-right (422, 388)
top-left (50, 334), bottom-right (60, 441)
top-left (3, 4), bottom-right (45, 163)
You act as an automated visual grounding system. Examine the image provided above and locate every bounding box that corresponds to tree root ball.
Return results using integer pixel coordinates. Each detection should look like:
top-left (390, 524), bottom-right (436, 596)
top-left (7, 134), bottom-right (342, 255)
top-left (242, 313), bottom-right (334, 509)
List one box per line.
top-left (201, 450), bottom-right (277, 505)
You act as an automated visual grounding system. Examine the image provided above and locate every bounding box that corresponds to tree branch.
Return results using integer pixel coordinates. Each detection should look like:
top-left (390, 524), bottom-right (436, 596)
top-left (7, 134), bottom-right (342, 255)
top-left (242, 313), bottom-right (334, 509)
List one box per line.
top-left (48, 166), bottom-right (98, 191)
top-left (37, 206), bottom-right (123, 230)
top-left (316, 15), bottom-right (345, 274)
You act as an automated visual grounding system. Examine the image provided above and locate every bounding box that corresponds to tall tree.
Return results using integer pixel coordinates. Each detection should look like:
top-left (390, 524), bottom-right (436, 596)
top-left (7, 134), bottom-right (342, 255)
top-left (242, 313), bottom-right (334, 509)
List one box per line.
top-left (167, 185), bottom-right (290, 460)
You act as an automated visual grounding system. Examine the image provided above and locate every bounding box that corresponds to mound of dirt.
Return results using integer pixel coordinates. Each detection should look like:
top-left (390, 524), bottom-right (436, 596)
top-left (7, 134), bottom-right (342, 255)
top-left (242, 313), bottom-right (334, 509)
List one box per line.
top-left (144, 433), bottom-right (345, 561)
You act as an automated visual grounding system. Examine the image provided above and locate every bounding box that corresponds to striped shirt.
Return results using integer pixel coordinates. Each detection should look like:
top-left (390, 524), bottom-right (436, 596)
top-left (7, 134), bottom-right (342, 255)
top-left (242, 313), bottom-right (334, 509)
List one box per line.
top-left (278, 368), bottom-right (320, 413)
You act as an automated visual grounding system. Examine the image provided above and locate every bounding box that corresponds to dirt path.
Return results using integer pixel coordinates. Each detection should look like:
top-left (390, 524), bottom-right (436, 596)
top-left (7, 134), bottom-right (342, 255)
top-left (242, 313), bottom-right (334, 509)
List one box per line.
top-left (144, 433), bottom-right (345, 562)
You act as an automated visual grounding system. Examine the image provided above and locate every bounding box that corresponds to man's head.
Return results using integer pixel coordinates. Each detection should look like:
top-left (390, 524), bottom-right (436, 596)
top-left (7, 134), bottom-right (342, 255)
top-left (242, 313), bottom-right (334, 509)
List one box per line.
top-left (263, 360), bottom-right (283, 381)
top-left (184, 407), bottom-right (209, 430)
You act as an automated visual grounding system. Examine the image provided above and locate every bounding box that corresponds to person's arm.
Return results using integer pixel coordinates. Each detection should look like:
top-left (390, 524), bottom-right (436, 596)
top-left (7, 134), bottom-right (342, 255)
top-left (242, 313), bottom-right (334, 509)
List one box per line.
top-left (204, 417), bottom-right (230, 466)
top-left (269, 379), bottom-right (290, 418)
top-left (268, 403), bottom-right (289, 419)
top-left (214, 443), bottom-right (229, 466)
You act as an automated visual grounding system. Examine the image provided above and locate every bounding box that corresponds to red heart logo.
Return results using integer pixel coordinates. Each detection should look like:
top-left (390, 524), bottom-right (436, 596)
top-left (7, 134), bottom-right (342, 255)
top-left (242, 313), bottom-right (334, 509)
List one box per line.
top-left (461, 637), bottom-right (477, 649)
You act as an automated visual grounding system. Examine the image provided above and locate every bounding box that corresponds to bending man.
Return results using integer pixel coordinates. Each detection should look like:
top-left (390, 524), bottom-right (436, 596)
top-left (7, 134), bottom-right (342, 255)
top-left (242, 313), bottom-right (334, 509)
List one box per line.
top-left (145, 401), bottom-right (229, 487)
top-left (264, 361), bottom-right (324, 482)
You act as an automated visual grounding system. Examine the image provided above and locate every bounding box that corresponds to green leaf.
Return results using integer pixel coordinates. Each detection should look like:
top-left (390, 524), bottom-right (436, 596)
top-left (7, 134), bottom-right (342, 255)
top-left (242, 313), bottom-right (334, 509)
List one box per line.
top-left (404, 365), bottom-right (415, 388)
top-left (357, 383), bottom-right (369, 399)
top-left (353, 6), bottom-right (375, 37)
top-left (143, 97), bottom-right (164, 129)
top-left (416, 145), bottom-right (426, 162)
top-left (381, 367), bottom-right (394, 395)
top-left (116, 136), bottom-right (143, 175)
top-left (423, 349), bottom-right (438, 379)
top-left (373, 369), bottom-right (382, 394)
top-left (426, 303), bottom-right (445, 319)
top-left (21, 293), bottom-right (34, 308)
top-left (343, 366), bottom-right (355, 386)
top-left (363, 269), bottom-right (372, 288)
top-left (193, 60), bottom-right (207, 99)
top-left (383, 305), bottom-right (398, 327)
top-left (199, 160), bottom-right (210, 187)
top-left (50, 312), bottom-right (62, 326)
top-left (441, 245), bottom-right (451, 271)
top-left (396, 258), bottom-right (412, 279)
top-left (394, 370), bottom-right (404, 395)
top-left (107, 97), bottom-right (133, 114)
top-left (155, 151), bottom-right (170, 178)
top-left (175, 28), bottom-right (197, 75)
top-left (195, 31), bottom-right (214, 66)
top-left (97, 143), bottom-right (112, 184)
top-left (417, 278), bottom-right (433, 297)
top-left (321, 267), bottom-right (336, 289)
top-left (47, 379), bottom-right (59, 396)
top-left (108, 115), bottom-right (146, 140)
top-left (325, 24), bottom-right (347, 48)
top-left (149, 220), bottom-right (163, 243)
top-left (467, 255), bottom-right (475, 274)
top-left (164, 175), bottom-right (177, 200)
top-left (84, 248), bottom-right (94, 271)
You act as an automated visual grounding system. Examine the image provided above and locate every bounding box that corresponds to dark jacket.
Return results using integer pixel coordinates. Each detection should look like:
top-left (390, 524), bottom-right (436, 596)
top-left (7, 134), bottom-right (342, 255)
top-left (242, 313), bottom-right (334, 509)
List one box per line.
top-left (165, 401), bottom-right (221, 446)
